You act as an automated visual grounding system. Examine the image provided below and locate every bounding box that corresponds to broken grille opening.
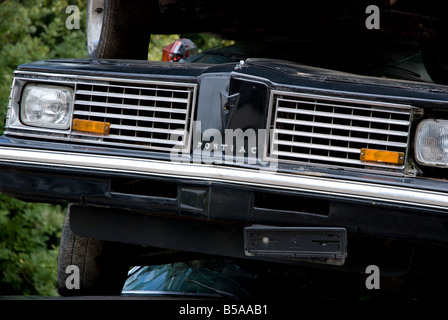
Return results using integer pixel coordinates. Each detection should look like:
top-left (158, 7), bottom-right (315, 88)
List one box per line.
top-left (268, 91), bottom-right (412, 174)
top-left (111, 178), bottom-right (178, 199)
top-left (254, 192), bottom-right (330, 216)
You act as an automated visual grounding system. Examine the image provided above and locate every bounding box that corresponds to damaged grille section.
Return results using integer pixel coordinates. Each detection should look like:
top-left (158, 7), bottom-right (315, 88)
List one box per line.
top-left (267, 91), bottom-right (412, 174)
top-left (72, 80), bottom-right (197, 151)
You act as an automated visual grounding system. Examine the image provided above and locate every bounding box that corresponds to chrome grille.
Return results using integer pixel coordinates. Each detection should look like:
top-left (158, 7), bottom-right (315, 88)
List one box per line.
top-left (267, 91), bottom-right (412, 174)
top-left (72, 80), bottom-right (197, 151)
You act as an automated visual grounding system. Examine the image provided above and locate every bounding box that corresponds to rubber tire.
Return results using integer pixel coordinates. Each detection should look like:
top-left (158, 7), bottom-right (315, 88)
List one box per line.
top-left (57, 209), bottom-right (129, 296)
top-left (421, 41), bottom-right (448, 85)
top-left (89, 0), bottom-right (153, 59)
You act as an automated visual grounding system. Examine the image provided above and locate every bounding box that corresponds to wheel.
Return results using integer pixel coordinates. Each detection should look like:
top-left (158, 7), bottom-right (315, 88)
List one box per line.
top-left (87, 0), bottom-right (153, 59)
top-left (57, 207), bottom-right (129, 296)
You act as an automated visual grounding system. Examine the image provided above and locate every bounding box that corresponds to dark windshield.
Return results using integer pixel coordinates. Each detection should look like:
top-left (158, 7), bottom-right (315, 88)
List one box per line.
top-left (122, 259), bottom-right (256, 299)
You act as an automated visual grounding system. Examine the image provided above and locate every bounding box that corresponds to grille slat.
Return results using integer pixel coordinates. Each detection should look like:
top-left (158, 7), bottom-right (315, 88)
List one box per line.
top-left (268, 91), bottom-right (412, 174)
top-left (73, 110), bottom-right (186, 125)
top-left (70, 131), bottom-right (184, 146)
top-left (79, 81), bottom-right (193, 94)
top-left (76, 90), bottom-right (190, 104)
top-left (276, 106), bottom-right (410, 126)
top-left (277, 97), bottom-right (412, 115)
top-left (110, 124), bottom-right (184, 135)
top-left (275, 117), bottom-right (409, 137)
top-left (75, 100), bottom-right (188, 114)
top-left (101, 134), bottom-right (184, 145)
top-left (274, 129), bottom-right (408, 148)
top-left (272, 150), bottom-right (376, 166)
top-left (72, 80), bottom-right (196, 151)
top-left (273, 140), bottom-right (361, 154)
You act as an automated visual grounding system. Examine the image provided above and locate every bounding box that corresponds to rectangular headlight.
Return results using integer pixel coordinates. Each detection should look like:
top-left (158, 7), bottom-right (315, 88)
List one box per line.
top-left (20, 84), bottom-right (73, 129)
top-left (415, 119), bottom-right (448, 167)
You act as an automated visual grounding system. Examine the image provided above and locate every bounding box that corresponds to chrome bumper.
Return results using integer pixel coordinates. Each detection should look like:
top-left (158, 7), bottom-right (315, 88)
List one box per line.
top-left (1, 146), bottom-right (448, 211)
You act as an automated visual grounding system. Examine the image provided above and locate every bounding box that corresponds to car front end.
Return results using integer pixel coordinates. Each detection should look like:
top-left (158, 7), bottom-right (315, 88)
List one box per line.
top-left (2, 55), bottom-right (448, 295)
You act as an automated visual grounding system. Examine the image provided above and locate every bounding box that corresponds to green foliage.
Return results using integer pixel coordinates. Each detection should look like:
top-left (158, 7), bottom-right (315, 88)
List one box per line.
top-left (0, 194), bottom-right (64, 295)
top-left (0, 0), bottom-right (86, 296)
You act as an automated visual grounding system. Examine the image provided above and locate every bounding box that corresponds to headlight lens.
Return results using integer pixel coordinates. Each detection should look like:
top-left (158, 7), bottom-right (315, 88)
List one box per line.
top-left (20, 84), bottom-right (73, 129)
top-left (415, 119), bottom-right (448, 167)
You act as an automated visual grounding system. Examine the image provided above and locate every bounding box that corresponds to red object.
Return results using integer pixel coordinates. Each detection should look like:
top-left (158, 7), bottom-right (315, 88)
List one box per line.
top-left (162, 38), bottom-right (198, 62)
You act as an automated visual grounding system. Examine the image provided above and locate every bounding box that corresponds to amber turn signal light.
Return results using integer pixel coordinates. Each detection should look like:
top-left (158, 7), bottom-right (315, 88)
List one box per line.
top-left (72, 119), bottom-right (110, 135)
top-left (360, 148), bottom-right (404, 165)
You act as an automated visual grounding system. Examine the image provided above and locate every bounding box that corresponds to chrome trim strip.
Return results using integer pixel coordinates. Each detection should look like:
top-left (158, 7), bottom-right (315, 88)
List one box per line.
top-left (1, 146), bottom-right (448, 211)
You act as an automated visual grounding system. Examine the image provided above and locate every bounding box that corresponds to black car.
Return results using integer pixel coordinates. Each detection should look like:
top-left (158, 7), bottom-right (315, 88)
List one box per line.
top-left (2, 0), bottom-right (448, 298)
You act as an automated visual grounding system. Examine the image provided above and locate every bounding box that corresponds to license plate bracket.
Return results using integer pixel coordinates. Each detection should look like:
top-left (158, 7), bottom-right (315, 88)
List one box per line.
top-left (244, 225), bottom-right (347, 265)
